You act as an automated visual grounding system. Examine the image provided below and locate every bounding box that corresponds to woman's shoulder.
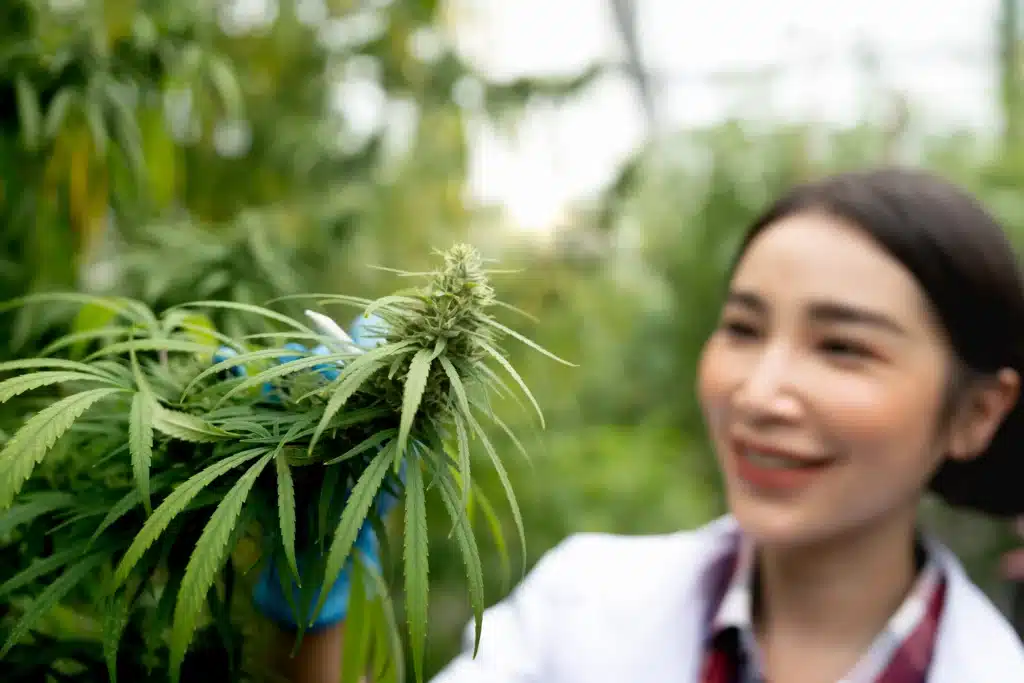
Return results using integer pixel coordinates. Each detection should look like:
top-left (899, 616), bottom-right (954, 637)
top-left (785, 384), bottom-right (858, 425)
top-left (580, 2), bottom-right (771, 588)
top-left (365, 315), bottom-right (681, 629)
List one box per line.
top-left (927, 538), bottom-right (1024, 680)
top-left (523, 515), bottom-right (738, 603)
top-left (434, 518), bottom-right (738, 682)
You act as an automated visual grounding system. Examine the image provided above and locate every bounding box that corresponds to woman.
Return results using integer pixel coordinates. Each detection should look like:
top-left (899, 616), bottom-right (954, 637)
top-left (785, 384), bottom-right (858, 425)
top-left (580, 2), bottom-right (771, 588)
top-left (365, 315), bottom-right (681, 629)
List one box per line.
top-left (270, 168), bottom-right (1024, 682)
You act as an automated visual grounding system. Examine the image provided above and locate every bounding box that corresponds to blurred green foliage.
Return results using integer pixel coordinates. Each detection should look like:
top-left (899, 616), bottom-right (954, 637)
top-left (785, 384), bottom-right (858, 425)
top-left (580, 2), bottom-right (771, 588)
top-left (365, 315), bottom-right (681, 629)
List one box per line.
top-left (1, 0), bottom-right (1022, 679)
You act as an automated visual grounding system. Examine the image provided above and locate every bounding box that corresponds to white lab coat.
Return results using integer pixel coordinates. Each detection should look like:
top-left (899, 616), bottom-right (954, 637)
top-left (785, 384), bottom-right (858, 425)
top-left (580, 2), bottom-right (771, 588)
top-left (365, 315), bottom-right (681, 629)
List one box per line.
top-left (432, 515), bottom-right (1024, 682)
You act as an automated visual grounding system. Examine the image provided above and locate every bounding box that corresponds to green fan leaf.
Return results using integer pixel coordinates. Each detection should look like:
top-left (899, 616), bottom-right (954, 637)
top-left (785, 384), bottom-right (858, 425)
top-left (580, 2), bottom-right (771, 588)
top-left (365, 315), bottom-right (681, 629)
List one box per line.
top-left (467, 413), bottom-right (527, 578)
top-left (469, 482), bottom-right (511, 593)
top-left (340, 558), bottom-right (371, 683)
top-left (323, 429), bottom-right (397, 466)
top-left (477, 339), bottom-right (545, 427)
top-left (482, 317), bottom-right (577, 366)
top-left (153, 406), bottom-right (234, 442)
top-left (438, 356), bottom-right (472, 417)
top-left (171, 300), bottom-right (316, 334)
top-left (40, 327), bottom-right (130, 358)
top-left (176, 321), bottom-right (242, 350)
top-left (169, 450), bottom-right (274, 682)
top-left (0, 357), bottom-right (120, 377)
top-left (0, 492), bottom-right (76, 537)
top-left (0, 545), bottom-right (87, 597)
top-left (404, 455), bottom-right (429, 683)
top-left (113, 448), bottom-right (269, 587)
top-left (0, 387), bottom-right (125, 509)
top-left (181, 347), bottom-right (309, 396)
top-left (315, 466), bottom-right (342, 551)
top-left (433, 464), bottom-right (486, 655)
top-left (0, 552), bottom-right (106, 658)
top-left (362, 294), bottom-right (426, 320)
top-left (485, 411), bottom-right (533, 465)
top-left (215, 349), bottom-right (358, 406)
top-left (307, 341), bottom-right (416, 453)
top-left (305, 363), bottom-right (382, 454)
top-left (89, 472), bottom-right (175, 544)
top-left (0, 370), bottom-right (120, 404)
top-left (452, 410), bottom-right (472, 510)
top-left (265, 293), bottom-right (373, 308)
top-left (313, 444), bottom-right (395, 625)
top-left (129, 392), bottom-right (156, 515)
top-left (363, 559), bottom-right (406, 683)
top-left (274, 450), bottom-right (300, 583)
top-left (397, 348), bottom-right (433, 461)
top-left (0, 292), bottom-right (154, 326)
top-left (102, 589), bottom-right (134, 683)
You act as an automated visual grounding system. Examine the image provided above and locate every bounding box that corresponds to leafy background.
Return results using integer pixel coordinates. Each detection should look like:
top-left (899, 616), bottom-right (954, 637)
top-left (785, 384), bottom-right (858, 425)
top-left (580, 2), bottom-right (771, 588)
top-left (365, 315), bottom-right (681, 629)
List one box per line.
top-left (0, 0), bottom-right (1022, 680)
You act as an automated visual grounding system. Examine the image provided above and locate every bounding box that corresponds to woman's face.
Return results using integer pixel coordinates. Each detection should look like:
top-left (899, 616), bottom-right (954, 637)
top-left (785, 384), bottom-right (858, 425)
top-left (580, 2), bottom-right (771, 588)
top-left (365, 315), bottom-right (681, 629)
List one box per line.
top-left (698, 212), bottom-right (956, 548)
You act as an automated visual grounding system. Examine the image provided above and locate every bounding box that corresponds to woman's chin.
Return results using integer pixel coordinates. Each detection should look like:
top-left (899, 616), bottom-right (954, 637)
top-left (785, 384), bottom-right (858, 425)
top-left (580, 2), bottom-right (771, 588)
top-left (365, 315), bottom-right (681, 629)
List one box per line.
top-left (728, 493), bottom-right (836, 549)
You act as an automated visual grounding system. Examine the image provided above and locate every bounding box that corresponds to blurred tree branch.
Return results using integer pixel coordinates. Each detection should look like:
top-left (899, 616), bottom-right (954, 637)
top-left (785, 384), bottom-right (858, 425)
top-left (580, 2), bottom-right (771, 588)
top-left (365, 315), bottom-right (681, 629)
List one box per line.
top-left (608, 0), bottom-right (656, 129)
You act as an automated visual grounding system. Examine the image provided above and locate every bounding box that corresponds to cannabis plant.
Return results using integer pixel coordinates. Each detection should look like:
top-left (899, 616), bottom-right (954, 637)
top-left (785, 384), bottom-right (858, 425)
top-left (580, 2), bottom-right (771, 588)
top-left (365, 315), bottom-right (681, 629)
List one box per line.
top-left (0, 244), bottom-right (569, 683)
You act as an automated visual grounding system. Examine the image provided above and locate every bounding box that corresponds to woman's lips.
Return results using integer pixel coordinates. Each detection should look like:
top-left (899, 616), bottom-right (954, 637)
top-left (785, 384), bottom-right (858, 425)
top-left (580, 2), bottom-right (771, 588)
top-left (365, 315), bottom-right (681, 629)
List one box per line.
top-left (729, 437), bottom-right (835, 493)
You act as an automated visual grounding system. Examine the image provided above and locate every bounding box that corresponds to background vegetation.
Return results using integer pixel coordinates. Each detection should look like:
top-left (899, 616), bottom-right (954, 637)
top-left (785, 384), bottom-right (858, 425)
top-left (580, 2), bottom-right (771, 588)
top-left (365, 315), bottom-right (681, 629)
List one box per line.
top-left (0, 0), bottom-right (1021, 680)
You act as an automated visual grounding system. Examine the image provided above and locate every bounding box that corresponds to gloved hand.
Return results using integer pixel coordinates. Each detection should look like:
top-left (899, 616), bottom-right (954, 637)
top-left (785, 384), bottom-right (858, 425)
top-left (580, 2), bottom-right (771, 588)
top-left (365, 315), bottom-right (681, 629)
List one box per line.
top-left (214, 311), bottom-right (399, 631)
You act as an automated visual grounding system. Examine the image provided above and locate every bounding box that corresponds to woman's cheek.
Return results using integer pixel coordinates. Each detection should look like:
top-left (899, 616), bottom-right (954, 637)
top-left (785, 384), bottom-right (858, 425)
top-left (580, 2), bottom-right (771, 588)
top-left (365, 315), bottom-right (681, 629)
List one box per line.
top-left (811, 374), bottom-right (942, 477)
top-left (697, 337), bottom-right (739, 416)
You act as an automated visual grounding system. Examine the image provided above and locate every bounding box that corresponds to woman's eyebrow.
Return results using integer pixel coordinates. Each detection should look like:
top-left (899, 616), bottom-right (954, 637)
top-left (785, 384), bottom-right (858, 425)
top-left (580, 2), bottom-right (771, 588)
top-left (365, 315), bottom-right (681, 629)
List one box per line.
top-left (807, 301), bottom-right (907, 335)
top-left (726, 289), bottom-right (907, 335)
top-left (725, 290), bottom-right (766, 312)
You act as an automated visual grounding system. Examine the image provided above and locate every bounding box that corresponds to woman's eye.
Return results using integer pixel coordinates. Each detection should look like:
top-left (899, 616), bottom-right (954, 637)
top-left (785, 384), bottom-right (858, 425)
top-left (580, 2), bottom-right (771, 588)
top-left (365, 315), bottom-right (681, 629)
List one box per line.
top-left (721, 320), bottom-right (759, 339)
top-left (819, 338), bottom-right (872, 358)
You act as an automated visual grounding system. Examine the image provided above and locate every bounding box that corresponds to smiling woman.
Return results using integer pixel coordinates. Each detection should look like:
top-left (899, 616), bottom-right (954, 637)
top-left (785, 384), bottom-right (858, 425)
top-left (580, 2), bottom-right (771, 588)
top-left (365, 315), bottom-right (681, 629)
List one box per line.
top-left (284, 169), bottom-right (1024, 683)
top-left (695, 183), bottom-right (1023, 681)
top-left (701, 209), bottom-right (1016, 544)
top-left (723, 170), bottom-right (1024, 517)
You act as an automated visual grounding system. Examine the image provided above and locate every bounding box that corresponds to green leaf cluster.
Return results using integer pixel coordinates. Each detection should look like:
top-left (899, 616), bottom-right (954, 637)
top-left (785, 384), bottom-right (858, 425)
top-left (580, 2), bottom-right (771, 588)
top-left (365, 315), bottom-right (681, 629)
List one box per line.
top-left (0, 243), bottom-right (571, 683)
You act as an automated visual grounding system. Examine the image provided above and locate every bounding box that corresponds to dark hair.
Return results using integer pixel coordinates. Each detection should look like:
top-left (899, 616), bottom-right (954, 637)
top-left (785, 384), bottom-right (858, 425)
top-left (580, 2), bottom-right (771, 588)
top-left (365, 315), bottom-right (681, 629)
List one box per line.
top-left (734, 167), bottom-right (1024, 518)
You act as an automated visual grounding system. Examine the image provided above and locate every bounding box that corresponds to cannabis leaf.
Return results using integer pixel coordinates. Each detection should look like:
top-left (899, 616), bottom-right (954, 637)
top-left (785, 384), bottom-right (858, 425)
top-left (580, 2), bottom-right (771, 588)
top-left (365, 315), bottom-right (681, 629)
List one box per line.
top-left (169, 450), bottom-right (274, 682)
top-left (129, 392), bottom-right (156, 514)
top-left (404, 454), bottom-right (430, 682)
top-left (113, 448), bottom-right (269, 587)
top-left (0, 387), bottom-right (126, 509)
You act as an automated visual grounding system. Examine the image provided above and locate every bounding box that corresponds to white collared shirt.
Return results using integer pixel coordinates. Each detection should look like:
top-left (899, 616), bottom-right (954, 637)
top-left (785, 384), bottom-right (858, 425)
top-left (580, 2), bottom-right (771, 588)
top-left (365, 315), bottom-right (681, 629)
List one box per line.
top-left (431, 516), bottom-right (1024, 683)
top-left (710, 533), bottom-right (946, 683)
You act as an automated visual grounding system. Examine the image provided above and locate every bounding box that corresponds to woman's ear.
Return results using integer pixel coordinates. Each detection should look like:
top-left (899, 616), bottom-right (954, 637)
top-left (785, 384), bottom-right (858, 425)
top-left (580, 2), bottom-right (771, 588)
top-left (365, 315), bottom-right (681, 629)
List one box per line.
top-left (947, 367), bottom-right (1019, 462)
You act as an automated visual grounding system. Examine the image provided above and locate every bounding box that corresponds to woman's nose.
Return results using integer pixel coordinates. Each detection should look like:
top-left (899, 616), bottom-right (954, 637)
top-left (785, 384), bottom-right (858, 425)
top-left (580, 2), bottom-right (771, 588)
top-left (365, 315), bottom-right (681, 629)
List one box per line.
top-left (732, 345), bottom-right (803, 423)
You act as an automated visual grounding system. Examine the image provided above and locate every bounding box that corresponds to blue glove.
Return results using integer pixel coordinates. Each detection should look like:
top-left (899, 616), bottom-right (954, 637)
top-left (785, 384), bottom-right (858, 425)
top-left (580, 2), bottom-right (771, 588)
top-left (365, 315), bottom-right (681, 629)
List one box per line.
top-left (213, 314), bottom-right (401, 630)
top-left (253, 519), bottom-right (379, 631)
top-left (349, 313), bottom-right (388, 350)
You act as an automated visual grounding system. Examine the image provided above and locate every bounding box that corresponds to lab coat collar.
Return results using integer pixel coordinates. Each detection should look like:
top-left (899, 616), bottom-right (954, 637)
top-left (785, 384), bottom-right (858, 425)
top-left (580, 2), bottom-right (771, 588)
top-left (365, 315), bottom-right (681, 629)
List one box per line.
top-left (686, 516), bottom-right (1024, 681)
